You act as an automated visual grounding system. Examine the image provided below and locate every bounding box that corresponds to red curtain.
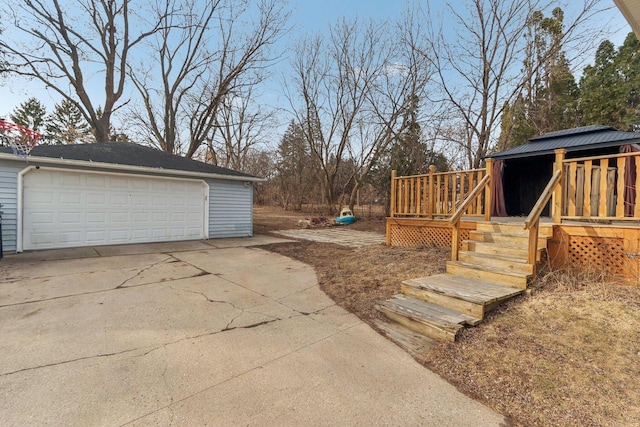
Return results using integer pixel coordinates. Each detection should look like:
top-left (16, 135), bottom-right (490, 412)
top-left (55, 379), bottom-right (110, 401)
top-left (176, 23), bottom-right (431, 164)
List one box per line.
top-left (622, 145), bottom-right (640, 217)
top-left (491, 159), bottom-right (508, 217)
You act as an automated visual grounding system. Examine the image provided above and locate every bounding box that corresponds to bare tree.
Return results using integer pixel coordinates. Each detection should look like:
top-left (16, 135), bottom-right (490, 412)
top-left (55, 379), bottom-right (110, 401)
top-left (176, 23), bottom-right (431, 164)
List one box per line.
top-left (130, 0), bottom-right (289, 157)
top-left (0, 0), bottom-right (166, 143)
top-left (207, 87), bottom-right (276, 172)
top-left (284, 17), bottom-right (432, 212)
top-left (129, 0), bottom-right (222, 154)
top-left (414, 0), bottom-right (607, 168)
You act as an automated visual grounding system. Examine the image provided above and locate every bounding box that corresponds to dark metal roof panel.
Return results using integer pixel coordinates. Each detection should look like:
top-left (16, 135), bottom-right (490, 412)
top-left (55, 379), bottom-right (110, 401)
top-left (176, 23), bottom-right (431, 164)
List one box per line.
top-left (490, 129), bottom-right (640, 160)
top-left (0, 142), bottom-right (257, 178)
top-left (528, 125), bottom-right (614, 141)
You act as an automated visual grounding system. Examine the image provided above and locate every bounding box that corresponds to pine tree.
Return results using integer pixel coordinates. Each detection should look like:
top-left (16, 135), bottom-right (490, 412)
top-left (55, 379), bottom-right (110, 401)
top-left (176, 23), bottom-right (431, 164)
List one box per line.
top-left (46, 99), bottom-right (93, 144)
top-left (580, 33), bottom-right (640, 130)
top-left (10, 98), bottom-right (47, 134)
top-left (276, 121), bottom-right (316, 210)
top-left (498, 8), bottom-right (579, 149)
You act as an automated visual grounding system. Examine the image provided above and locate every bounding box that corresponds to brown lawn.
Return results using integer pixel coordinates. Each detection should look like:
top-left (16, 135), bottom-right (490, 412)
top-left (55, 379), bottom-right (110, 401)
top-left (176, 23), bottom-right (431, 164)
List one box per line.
top-left (256, 205), bottom-right (640, 426)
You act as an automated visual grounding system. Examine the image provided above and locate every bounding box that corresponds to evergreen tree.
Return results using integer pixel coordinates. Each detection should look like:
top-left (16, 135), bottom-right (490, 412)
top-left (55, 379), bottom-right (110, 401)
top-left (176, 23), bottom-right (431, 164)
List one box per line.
top-left (276, 121), bottom-right (316, 210)
top-left (580, 33), bottom-right (640, 130)
top-left (498, 8), bottom-right (579, 149)
top-left (10, 98), bottom-right (47, 134)
top-left (46, 99), bottom-right (93, 144)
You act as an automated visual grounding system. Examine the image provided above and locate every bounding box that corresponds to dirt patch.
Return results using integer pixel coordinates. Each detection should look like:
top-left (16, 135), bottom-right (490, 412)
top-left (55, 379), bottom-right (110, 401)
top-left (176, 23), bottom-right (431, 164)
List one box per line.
top-left (256, 206), bottom-right (640, 426)
top-left (253, 205), bottom-right (386, 234)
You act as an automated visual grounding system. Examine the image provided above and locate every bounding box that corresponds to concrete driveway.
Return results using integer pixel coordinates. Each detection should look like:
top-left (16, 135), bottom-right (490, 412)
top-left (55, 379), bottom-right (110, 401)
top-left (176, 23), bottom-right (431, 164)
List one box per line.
top-left (0, 237), bottom-right (505, 426)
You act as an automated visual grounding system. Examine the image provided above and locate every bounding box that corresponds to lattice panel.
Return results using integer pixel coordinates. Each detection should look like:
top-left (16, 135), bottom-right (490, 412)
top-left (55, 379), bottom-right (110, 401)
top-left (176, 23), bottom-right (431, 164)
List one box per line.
top-left (567, 236), bottom-right (626, 277)
top-left (389, 224), bottom-right (468, 249)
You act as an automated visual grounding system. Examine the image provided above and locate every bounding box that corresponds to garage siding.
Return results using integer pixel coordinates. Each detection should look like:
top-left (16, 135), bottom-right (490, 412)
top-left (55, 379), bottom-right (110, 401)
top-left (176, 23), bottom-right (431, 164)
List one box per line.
top-left (208, 179), bottom-right (253, 238)
top-left (0, 160), bottom-right (24, 252)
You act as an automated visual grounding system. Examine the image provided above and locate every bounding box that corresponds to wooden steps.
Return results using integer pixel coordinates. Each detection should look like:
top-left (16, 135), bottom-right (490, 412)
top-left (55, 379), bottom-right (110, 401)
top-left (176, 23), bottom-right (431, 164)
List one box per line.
top-left (458, 250), bottom-right (533, 274)
top-left (446, 260), bottom-right (530, 289)
top-left (377, 220), bottom-right (551, 344)
top-left (376, 294), bottom-right (480, 342)
top-left (402, 274), bottom-right (524, 319)
top-left (468, 230), bottom-right (548, 248)
top-left (463, 240), bottom-right (545, 261)
top-left (373, 320), bottom-right (436, 357)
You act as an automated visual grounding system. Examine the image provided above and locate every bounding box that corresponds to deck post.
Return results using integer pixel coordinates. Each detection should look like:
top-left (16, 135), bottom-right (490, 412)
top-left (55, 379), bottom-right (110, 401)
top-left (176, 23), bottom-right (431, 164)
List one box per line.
top-left (484, 158), bottom-right (493, 221)
top-left (552, 149), bottom-right (566, 223)
top-left (390, 170), bottom-right (397, 218)
top-left (428, 165), bottom-right (435, 219)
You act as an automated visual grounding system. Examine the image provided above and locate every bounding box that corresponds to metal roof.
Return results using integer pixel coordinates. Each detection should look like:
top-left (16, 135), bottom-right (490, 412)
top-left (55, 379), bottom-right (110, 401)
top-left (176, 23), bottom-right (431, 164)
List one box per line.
top-left (490, 126), bottom-right (640, 160)
top-left (0, 142), bottom-right (258, 179)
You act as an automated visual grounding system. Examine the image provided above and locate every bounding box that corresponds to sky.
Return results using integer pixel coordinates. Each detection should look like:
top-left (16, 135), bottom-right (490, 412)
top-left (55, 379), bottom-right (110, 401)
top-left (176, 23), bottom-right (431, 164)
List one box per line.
top-left (0, 0), bottom-right (633, 127)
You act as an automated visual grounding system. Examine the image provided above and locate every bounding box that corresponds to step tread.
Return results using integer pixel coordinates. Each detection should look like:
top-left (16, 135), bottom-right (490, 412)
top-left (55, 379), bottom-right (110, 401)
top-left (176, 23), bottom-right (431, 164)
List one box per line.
top-left (475, 221), bottom-right (553, 236)
top-left (447, 260), bottom-right (531, 278)
top-left (470, 230), bottom-right (550, 239)
top-left (378, 294), bottom-right (481, 328)
top-left (464, 240), bottom-right (545, 252)
top-left (374, 320), bottom-right (436, 356)
top-left (458, 250), bottom-right (530, 264)
top-left (403, 273), bottom-right (524, 305)
top-left (462, 239), bottom-right (546, 256)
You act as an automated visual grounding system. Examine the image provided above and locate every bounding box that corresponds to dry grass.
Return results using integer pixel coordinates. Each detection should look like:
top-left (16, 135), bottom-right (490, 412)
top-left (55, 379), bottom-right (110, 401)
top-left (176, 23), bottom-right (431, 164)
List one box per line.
top-left (266, 241), bottom-right (447, 322)
top-left (256, 206), bottom-right (640, 426)
top-left (428, 267), bottom-right (640, 426)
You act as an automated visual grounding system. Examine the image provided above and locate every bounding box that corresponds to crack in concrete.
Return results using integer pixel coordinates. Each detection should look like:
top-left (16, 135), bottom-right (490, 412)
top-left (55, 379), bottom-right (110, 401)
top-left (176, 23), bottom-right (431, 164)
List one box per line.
top-left (133, 315), bottom-right (287, 360)
top-left (0, 346), bottom-right (143, 377)
top-left (159, 355), bottom-right (175, 426)
top-left (0, 276), bottom-right (199, 309)
top-left (210, 274), bottom-right (314, 317)
top-left (167, 255), bottom-right (211, 277)
top-left (0, 257), bottom-right (172, 283)
top-left (176, 288), bottom-right (242, 311)
top-left (119, 321), bottom-right (364, 427)
top-left (0, 261), bottom-right (210, 309)
top-left (115, 257), bottom-right (173, 289)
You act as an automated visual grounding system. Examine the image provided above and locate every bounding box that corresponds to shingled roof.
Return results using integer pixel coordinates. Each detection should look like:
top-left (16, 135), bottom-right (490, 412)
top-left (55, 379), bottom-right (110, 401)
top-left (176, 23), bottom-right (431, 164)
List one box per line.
top-left (0, 142), bottom-right (257, 179)
top-left (490, 125), bottom-right (640, 160)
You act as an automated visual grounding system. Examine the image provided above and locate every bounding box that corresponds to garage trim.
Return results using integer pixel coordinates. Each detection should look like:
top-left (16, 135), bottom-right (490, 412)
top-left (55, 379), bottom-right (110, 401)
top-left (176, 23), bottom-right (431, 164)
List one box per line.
top-left (17, 166), bottom-right (210, 252)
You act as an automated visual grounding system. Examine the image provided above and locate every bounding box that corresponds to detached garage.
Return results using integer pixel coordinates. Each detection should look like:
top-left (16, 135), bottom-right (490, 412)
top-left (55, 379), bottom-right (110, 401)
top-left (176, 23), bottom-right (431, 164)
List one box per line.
top-left (0, 143), bottom-right (260, 252)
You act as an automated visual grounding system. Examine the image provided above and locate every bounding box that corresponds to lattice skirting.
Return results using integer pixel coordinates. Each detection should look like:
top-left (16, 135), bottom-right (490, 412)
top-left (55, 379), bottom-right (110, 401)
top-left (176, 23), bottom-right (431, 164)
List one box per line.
top-left (567, 236), bottom-right (627, 278)
top-left (388, 223), bottom-right (468, 249)
top-left (552, 227), bottom-right (640, 283)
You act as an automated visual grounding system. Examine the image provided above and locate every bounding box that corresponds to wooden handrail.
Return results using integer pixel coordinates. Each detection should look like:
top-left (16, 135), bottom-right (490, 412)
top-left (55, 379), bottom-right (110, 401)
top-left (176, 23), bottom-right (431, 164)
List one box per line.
top-left (449, 173), bottom-right (491, 261)
top-left (524, 169), bottom-right (561, 230)
top-left (394, 168), bottom-right (482, 179)
top-left (449, 174), bottom-right (491, 226)
top-left (523, 169), bottom-right (561, 270)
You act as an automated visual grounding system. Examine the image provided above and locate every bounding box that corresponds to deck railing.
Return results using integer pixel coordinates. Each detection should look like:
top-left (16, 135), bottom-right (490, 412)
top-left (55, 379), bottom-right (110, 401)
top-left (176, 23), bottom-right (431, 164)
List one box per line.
top-left (450, 172), bottom-right (492, 261)
top-left (525, 169), bottom-right (561, 272)
top-left (390, 163), bottom-right (490, 219)
top-left (558, 149), bottom-right (640, 221)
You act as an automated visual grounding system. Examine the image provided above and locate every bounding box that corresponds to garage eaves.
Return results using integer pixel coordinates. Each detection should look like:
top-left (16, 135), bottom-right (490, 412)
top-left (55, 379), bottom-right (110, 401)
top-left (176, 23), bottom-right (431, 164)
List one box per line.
top-left (0, 143), bottom-right (266, 182)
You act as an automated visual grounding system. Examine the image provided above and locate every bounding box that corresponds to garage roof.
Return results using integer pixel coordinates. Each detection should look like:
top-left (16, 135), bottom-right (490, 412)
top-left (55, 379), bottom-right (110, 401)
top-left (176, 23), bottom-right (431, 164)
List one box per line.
top-left (489, 125), bottom-right (640, 160)
top-left (0, 142), bottom-right (259, 180)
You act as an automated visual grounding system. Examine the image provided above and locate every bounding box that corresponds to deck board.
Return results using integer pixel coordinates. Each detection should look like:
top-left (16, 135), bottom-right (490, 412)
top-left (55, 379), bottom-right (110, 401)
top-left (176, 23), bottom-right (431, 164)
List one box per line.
top-left (382, 294), bottom-right (481, 327)
top-left (403, 274), bottom-right (524, 305)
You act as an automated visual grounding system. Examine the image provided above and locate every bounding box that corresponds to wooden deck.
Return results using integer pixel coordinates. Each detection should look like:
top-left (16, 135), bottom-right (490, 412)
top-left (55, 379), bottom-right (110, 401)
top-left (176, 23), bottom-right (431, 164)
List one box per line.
top-left (378, 220), bottom-right (550, 342)
top-left (380, 152), bottom-right (640, 346)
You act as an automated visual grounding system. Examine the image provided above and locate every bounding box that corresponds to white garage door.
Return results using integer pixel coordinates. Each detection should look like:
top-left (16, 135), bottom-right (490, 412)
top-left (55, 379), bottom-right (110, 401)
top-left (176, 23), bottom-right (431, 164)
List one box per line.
top-left (23, 169), bottom-right (207, 250)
